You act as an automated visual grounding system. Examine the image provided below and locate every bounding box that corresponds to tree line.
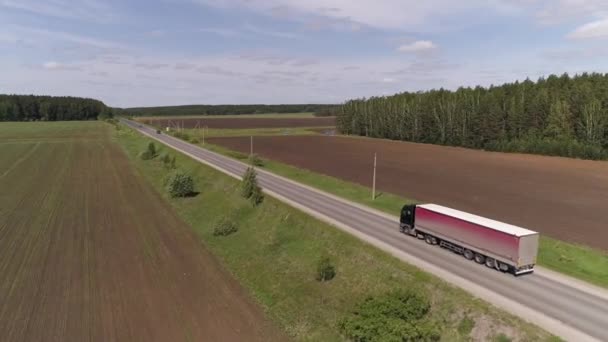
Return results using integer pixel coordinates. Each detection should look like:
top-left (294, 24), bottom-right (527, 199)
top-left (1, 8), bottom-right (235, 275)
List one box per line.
top-left (0, 94), bottom-right (112, 121)
top-left (338, 73), bottom-right (608, 160)
top-left (118, 104), bottom-right (339, 117)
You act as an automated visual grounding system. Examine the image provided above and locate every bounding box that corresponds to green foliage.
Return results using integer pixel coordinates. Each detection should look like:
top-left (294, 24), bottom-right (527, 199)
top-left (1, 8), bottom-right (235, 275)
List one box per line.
top-left (173, 131), bottom-right (191, 141)
top-left (249, 183), bottom-right (264, 207)
top-left (159, 152), bottom-right (170, 164)
top-left (339, 73), bottom-right (608, 160)
top-left (241, 167), bottom-right (257, 198)
top-left (248, 153), bottom-right (264, 166)
top-left (116, 104), bottom-right (338, 117)
top-left (170, 156), bottom-right (177, 169)
top-left (138, 142), bottom-right (157, 160)
top-left (241, 167), bottom-right (264, 206)
top-left (139, 150), bottom-right (154, 160)
top-left (0, 94), bottom-right (111, 122)
top-left (494, 333), bottom-right (513, 342)
top-left (147, 142), bottom-right (157, 158)
top-left (458, 316), bottom-right (475, 336)
top-left (485, 137), bottom-right (608, 160)
top-left (316, 256), bottom-right (336, 282)
top-left (213, 217), bottom-right (238, 237)
top-left (339, 289), bottom-right (440, 342)
top-left (165, 170), bottom-right (195, 198)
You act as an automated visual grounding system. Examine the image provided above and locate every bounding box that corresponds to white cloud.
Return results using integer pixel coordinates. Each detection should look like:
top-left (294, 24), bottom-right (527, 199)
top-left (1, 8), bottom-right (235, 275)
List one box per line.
top-left (197, 27), bottom-right (241, 37)
top-left (42, 61), bottom-right (81, 71)
top-left (6, 25), bottom-right (124, 50)
top-left (193, 0), bottom-right (507, 31)
top-left (243, 23), bottom-right (300, 39)
top-left (567, 18), bottom-right (608, 39)
top-left (536, 0), bottom-right (608, 24)
top-left (43, 61), bottom-right (60, 70)
top-left (397, 40), bottom-right (437, 52)
top-left (382, 77), bottom-right (397, 83)
top-left (0, 0), bottom-right (115, 22)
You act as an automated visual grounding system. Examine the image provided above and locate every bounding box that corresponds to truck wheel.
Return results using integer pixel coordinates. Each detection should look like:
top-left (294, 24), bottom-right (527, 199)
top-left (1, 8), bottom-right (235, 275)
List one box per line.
top-left (474, 253), bottom-right (485, 264)
top-left (463, 249), bottom-right (474, 260)
top-left (498, 262), bottom-right (509, 272)
top-left (485, 258), bottom-right (495, 268)
top-left (425, 235), bottom-right (433, 244)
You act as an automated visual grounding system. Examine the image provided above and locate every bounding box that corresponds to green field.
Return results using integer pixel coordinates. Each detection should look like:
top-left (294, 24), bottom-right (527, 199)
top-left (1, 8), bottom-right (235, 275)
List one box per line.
top-left (203, 143), bottom-right (608, 289)
top-left (116, 125), bottom-right (555, 341)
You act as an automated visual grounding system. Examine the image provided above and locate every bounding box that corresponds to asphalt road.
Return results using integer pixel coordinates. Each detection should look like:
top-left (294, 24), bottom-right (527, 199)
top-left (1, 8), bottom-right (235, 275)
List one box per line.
top-left (123, 119), bottom-right (608, 342)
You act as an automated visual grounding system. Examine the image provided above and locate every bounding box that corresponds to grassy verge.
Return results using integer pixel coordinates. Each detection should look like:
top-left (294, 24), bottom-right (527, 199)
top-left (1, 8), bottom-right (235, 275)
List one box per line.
top-left (115, 126), bottom-right (555, 341)
top-left (203, 143), bottom-right (608, 289)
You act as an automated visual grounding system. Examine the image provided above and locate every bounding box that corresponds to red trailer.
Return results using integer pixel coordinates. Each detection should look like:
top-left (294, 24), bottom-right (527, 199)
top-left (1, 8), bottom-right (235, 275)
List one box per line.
top-left (399, 204), bottom-right (539, 275)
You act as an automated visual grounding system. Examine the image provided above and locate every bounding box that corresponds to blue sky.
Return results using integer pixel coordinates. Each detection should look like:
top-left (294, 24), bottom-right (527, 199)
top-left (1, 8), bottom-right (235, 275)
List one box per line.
top-left (1, 0), bottom-right (608, 107)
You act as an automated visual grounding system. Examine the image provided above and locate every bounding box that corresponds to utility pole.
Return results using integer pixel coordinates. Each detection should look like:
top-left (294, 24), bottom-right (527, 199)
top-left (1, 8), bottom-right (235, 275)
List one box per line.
top-left (372, 152), bottom-right (377, 200)
top-left (250, 135), bottom-right (253, 156)
top-left (202, 125), bottom-right (205, 145)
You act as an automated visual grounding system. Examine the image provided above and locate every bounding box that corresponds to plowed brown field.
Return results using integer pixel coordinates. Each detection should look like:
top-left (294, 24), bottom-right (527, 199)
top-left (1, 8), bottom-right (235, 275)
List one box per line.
top-left (209, 135), bottom-right (608, 251)
top-left (140, 117), bottom-right (335, 129)
top-left (0, 122), bottom-right (284, 342)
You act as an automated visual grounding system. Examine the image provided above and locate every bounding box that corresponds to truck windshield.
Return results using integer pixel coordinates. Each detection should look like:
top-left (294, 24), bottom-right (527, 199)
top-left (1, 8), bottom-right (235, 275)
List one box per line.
top-left (401, 206), bottom-right (413, 224)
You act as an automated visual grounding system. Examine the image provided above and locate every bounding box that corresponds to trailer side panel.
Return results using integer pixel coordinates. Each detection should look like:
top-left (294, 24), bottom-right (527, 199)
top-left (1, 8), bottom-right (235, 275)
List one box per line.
top-left (415, 207), bottom-right (520, 263)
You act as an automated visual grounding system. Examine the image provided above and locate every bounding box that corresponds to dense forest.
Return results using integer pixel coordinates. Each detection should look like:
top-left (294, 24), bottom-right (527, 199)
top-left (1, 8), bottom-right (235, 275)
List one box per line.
top-left (118, 104), bottom-right (339, 117)
top-left (0, 95), bottom-right (112, 121)
top-left (339, 73), bottom-right (608, 160)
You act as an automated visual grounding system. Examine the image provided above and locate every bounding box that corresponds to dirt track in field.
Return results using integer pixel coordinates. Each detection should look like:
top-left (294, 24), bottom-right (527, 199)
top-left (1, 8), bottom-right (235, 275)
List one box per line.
top-left (209, 135), bottom-right (608, 251)
top-left (0, 123), bottom-right (284, 342)
top-left (140, 117), bottom-right (335, 129)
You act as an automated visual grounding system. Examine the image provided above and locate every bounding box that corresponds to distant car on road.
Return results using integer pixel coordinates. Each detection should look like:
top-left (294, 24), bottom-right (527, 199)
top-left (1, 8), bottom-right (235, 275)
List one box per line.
top-left (156, 129), bottom-right (161, 134)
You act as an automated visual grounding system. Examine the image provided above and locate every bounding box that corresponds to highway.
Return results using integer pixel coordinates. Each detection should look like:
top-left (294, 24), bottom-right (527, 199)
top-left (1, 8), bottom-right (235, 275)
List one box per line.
top-left (123, 119), bottom-right (608, 341)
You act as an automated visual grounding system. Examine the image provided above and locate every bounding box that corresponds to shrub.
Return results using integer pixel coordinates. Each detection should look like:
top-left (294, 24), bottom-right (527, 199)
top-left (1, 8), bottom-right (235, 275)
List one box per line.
top-left (339, 289), bottom-right (439, 342)
top-left (160, 153), bottom-right (171, 167)
top-left (241, 167), bottom-right (264, 206)
top-left (250, 184), bottom-right (264, 207)
top-left (316, 256), bottom-right (336, 282)
top-left (147, 142), bottom-right (157, 158)
top-left (494, 334), bottom-right (512, 342)
top-left (213, 217), bottom-right (238, 236)
top-left (165, 171), bottom-right (195, 198)
top-left (241, 167), bottom-right (257, 198)
top-left (190, 137), bottom-right (200, 144)
top-left (139, 150), bottom-right (153, 160)
top-left (458, 316), bottom-right (475, 336)
top-left (173, 131), bottom-right (191, 142)
top-left (249, 154), bottom-right (264, 166)
top-left (140, 142), bottom-right (158, 160)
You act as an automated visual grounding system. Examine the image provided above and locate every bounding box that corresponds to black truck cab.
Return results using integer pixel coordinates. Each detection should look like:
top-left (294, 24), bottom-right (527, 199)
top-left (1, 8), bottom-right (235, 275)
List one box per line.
top-left (399, 204), bottom-right (416, 234)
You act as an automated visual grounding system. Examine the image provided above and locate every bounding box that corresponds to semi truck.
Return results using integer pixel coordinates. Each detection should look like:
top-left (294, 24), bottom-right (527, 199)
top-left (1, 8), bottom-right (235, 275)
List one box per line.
top-left (399, 204), bottom-right (539, 275)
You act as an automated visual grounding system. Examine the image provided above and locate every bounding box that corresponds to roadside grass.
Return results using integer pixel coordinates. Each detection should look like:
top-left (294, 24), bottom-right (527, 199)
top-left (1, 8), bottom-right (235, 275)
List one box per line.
top-left (133, 112), bottom-right (317, 120)
top-left (115, 126), bottom-right (554, 342)
top-left (203, 142), bottom-right (608, 289)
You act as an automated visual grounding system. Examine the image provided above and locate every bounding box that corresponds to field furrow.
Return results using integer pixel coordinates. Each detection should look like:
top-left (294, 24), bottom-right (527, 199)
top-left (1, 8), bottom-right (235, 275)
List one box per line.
top-left (0, 122), bottom-right (284, 342)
